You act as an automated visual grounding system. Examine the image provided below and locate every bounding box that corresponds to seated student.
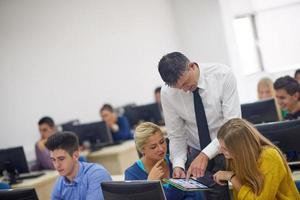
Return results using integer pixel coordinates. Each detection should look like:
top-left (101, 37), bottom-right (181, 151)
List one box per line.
top-left (100, 104), bottom-right (133, 142)
top-left (274, 76), bottom-right (300, 120)
top-left (213, 118), bottom-right (299, 200)
top-left (257, 77), bottom-right (284, 119)
top-left (257, 77), bottom-right (275, 100)
top-left (31, 116), bottom-right (56, 171)
top-left (295, 69), bottom-right (300, 84)
top-left (125, 122), bottom-right (203, 200)
top-left (45, 132), bottom-right (111, 200)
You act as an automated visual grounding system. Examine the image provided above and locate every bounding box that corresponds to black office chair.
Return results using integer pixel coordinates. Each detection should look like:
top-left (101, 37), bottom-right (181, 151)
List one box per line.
top-left (101, 180), bottom-right (166, 200)
top-left (0, 188), bottom-right (39, 200)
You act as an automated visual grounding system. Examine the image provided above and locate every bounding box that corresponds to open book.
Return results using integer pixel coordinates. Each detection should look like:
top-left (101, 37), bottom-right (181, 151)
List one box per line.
top-left (163, 178), bottom-right (211, 191)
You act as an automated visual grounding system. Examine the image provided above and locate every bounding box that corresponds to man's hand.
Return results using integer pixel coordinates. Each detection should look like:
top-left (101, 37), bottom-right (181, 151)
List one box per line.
top-left (186, 152), bottom-right (209, 179)
top-left (172, 167), bottom-right (186, 178)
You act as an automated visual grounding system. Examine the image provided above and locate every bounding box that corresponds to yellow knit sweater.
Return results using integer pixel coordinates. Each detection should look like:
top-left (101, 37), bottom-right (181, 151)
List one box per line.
top-left (233, 147), bottom-right (300, 200)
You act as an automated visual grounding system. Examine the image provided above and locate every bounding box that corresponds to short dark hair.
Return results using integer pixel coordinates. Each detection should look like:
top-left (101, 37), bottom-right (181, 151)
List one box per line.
top-left (274, 76), bottom-right (300, 97)
top-left (295, 69), bottom-right (300, 78)
top-left (158, 52), bottom-right (190, 86)
top-left (38, 116), bottom-right (55, 127)
top-left (45, 132), bottom-right (79, 156)
top-left (154, 86), bottom-right (161, 94)
top-left (100, 104), bottom-right (114, 113)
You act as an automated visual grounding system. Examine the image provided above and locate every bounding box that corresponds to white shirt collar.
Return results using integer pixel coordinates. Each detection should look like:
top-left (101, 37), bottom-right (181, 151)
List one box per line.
top-left (197, 64), bottom-right (206, 91)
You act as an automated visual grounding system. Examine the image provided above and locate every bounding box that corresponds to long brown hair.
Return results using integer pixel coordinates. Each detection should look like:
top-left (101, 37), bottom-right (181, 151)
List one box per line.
top-left (217, 118), bottom-right (290, 195)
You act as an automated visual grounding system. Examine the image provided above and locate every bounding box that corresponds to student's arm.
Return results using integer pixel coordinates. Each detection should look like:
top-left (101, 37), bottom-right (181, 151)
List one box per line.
top-left (86, 168), bottom-right (112, 200)
top-left (33, 142), bottom-right (55, 170)
top-left (31, 143), bottom-right (42, 171)
top-left (161, 89), bottom-right (187, 172)
top-left (114, 116), bottom-right (132, 140)
top-left (237, 149), bottom-right (286, 200)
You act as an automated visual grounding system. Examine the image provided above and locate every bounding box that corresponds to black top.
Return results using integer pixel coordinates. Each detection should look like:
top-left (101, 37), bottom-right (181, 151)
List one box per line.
top-left (285, 109), bottom-right (300, 120)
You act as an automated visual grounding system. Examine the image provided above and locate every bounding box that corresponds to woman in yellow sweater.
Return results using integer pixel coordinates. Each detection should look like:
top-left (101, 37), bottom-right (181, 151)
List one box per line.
top-left (213, 118), bottom-right (299, 200)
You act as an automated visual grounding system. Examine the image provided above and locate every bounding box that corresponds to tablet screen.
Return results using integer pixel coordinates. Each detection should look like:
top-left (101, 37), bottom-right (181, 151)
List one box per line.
top-left (167, 178), bottom-right (209, 189)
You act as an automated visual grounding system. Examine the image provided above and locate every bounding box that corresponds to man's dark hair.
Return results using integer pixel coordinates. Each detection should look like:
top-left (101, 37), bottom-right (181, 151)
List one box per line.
top-left (158, 52), bottom-right (190, 86)
top-left (100, 104), bottom-right (114, 113)
top-left (274, 76), bottom-right (300, 98)
top-left (154, 86), bottom-right (161, 94)
top-left (295, 69), bottom-right (300, 78)
top-left (45, 132), bottom-right (79, 156)
top-left (38, 116), bottom-right (55, 127)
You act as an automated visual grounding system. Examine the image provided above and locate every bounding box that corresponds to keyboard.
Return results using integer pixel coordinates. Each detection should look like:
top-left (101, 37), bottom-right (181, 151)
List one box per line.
top-left (18, 171), bottom-right (45, 180)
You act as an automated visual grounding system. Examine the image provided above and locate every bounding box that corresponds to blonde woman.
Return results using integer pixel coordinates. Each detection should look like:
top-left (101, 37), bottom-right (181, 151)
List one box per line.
top-left (213, 118), bottom-right (299, 199)
top-left (257, 77), bottom-right (284, 120)
top-left (257, 77), bottom-right (275, 100)
top-left (125, 122), bottom-right (203, 200)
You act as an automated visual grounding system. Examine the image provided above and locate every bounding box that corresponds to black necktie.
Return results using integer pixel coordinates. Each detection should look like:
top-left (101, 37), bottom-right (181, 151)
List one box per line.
top-left (193, 88), bottom-right (211, 149)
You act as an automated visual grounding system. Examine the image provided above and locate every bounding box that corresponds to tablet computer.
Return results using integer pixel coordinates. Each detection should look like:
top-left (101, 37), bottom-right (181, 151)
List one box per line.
top-left (163, 178), bottom-right (213, 191)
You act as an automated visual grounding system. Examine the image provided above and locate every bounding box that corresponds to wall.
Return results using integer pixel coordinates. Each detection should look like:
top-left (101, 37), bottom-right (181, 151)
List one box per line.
top-left (0, 0), bottom-right (180, 160)
top-left (171, 0), bottom-right (230, 65)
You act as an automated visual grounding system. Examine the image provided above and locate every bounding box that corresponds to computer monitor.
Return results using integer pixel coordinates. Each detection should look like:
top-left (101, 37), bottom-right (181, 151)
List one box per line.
top-left (62, 121), bottom-right (114, 147)
top-left (255, 119), bottom-right (300, 162)
top-left (59, 119), bottom-right (80, 131)
top-left (0, 146), bottom-right (29, 176)
top-left (101, 180), bottom-right (166, 200)
top-left (0, 188), bottom-right (39, 200)
top-left (124, 103), bottom-right (164, 128)
top-left (241, 98), bottom-right (279, 124)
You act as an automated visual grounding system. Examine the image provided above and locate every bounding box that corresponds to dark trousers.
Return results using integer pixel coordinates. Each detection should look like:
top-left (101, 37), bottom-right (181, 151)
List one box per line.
top-left (186, 146), bottom-right (230, 200)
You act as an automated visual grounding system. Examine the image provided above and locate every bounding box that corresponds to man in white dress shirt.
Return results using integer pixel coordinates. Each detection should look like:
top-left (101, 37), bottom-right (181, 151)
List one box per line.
top-left (158, 52), bottom-right (241, 199)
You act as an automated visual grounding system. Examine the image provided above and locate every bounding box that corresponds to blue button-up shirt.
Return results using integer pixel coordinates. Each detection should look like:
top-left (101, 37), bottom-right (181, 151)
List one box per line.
top-left (52, 161), bottom-right (112, 200)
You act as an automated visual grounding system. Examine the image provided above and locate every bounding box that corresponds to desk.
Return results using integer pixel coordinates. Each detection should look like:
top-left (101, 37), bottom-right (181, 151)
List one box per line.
top-left (111, 174), bottom-right (124, 181)
top-left (293, 170), bottom-right (300, 181)
top-left (87, 140), bottom-right (138, 175)
top-left (12, 170), bottom-right (58, 200)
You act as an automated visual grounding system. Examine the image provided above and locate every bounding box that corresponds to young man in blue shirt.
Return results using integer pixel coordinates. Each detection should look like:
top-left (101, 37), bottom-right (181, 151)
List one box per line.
top-left (45, 132), bottom-right (112, 200)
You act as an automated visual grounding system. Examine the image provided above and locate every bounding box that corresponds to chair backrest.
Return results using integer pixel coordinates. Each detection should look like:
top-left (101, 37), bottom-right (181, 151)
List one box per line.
top-left (0, 188), bottom-right (39, 200)
top-left (101, 180), bottom-right (166, 200)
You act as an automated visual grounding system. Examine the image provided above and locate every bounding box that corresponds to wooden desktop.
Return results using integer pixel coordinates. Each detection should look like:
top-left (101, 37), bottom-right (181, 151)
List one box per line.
top-left (87, 140), bottom-right (138, 175)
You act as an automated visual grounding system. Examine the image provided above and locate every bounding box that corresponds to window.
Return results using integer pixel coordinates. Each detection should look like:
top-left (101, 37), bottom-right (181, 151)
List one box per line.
top-left (233, 2), bottom-right (300, 74)
top-left (233, 16), bottom-right (262, 75)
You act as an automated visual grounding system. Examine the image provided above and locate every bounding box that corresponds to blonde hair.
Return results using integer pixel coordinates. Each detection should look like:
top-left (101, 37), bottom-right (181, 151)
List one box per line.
top-left (257, 77), bottom-right (275, 99)
top-left (134, 122), bottom-right (163, 154)
top-left (257, 77), bottom-right (283, 120)
top-left (217, 118), bottom-right (290, 195)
